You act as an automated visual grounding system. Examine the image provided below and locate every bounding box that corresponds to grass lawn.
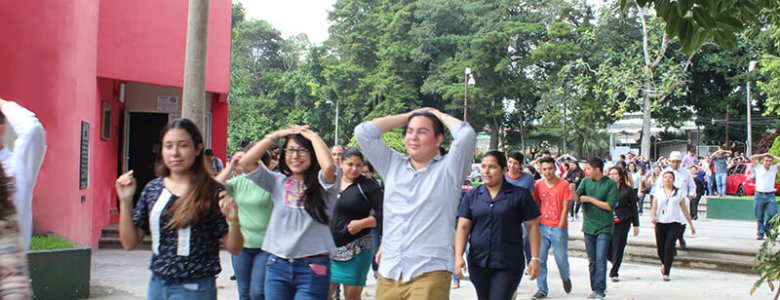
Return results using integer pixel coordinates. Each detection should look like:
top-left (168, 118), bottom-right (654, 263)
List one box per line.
top-left (30, 235), bottom-right (76, 251)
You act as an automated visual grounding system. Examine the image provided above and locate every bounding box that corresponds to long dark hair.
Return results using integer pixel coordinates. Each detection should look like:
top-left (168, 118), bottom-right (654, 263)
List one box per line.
top-left (0, 165), bottom-right (15, 220)
top-left (609, 167), bottom-right (630, 188)
top-left (155, 118), bottom-right (220, 229)
top-left (278, 134), bottom-right (330, 225)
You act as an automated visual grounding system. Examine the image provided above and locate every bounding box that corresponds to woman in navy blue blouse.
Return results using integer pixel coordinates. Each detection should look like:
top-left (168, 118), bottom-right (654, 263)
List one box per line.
top-left (115, 118), bottom-right (243, 300)
top-left (454, 150), bottom-right (542, 300)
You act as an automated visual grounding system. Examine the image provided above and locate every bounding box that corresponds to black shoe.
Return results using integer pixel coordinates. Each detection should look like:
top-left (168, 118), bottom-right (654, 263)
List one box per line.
top-left (563, 278), bottom-right (572, 294)
top-left (679, 240), bottom-right (687, 250)
top-left (229, 275), bottom-right (236, 281)
top-left (758, 235), bottom-right (765, 240)
top-left (532, 291), bottom-right (547, 299)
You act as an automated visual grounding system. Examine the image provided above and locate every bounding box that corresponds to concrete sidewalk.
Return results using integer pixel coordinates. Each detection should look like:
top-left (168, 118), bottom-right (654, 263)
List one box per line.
top-left (90, 200), bottom-right (774, 299)
top-left (89, 248), bottom-right (773, 299)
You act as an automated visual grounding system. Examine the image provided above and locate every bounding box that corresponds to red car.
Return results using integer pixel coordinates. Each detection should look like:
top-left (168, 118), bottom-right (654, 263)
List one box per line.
top-left (726, 163), bottom-right (780, 196)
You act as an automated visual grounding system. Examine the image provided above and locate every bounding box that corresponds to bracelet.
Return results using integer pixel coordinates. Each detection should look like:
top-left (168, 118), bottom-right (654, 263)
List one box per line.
top-left (227, 219), bottom-right (239, 227)
top-left (530, 257), bottom-right (541, 262)
top-left (264, 134), bottom-right (277, 142)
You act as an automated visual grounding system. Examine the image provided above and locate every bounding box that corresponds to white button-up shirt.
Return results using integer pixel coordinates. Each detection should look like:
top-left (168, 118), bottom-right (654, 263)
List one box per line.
top-left (1, 101), bottom-right (47, 250)
top-left (355, 121), bottom-right (476, 282)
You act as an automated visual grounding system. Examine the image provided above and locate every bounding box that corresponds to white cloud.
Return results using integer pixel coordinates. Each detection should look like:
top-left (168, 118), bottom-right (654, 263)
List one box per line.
top-left (236, 0), bottom-right (336, 44)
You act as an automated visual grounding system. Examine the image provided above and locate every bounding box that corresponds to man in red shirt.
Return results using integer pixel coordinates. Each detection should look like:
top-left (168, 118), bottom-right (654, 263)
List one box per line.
top-left (529, 157), bottom-right (573, 299)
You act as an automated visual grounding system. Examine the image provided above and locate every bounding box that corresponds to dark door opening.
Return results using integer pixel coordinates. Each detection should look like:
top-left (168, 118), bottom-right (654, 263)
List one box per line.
top-left (127, 112), bottom-right (169, 205)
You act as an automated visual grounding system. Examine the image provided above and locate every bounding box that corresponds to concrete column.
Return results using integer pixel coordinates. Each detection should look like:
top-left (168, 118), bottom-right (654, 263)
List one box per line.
top-left (182, 0), bottom-right (209, 131)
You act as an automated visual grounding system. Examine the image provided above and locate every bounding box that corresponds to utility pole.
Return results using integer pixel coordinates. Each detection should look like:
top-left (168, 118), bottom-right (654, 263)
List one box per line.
top-left (746, 61), bottom-right (757, 156)
top-left (182, 0), bottom-right (209, 131)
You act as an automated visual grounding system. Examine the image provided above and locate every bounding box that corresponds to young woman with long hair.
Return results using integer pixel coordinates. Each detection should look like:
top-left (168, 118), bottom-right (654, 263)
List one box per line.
top-left (115, 118), bottom-right (243, 300)
top-left (651, 170), bottom-right (695, 281)
top-left (605, 167), bottom-right (639, 282)
top-left (238, 125), bottom-right (338, 300)
top-left (215, 145), bottom-right (275, 300)
top-left (0, 165), bottom-right (31, 298)
top-left (329, 147), bottom-right (383, 300)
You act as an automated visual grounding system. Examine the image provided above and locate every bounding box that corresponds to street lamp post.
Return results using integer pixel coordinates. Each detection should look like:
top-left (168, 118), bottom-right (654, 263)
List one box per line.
top-left (464, 68), bottom-right (476, 122)
top-left (326, 99), bottom-right (340, 145)
top-left (746, 61), bottom-right (757, 156)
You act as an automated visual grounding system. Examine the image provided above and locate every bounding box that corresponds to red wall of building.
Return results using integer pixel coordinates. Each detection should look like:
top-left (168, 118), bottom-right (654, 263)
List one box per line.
top-left (0, 0), bottom-right (102, 246)
top-left (97, 0), bottom-right (232, 94)
top-left (211, 95), bottom-right (229, 161)
top-left (0, 0), bottom-right (231, 247)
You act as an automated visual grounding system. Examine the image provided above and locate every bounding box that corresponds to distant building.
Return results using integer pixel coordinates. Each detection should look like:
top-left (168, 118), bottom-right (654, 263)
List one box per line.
top-left (0, 0), bottom-right (232, 247)
top-left (608, 112), bottom-right (699, 160)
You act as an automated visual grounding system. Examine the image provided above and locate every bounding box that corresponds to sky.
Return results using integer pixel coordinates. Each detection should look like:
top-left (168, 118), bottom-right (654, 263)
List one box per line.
top-left (236, 0), bottom-right (607, 45)
top-left (236, 0), bottom-right (336, 44)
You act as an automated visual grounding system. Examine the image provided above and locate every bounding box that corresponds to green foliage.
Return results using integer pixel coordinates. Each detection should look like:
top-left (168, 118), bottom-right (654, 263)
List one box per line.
top-left (770, 136), bottom-right (780, 157)
top-left (30, 235), bottom-right (76, 251)
top-left (751, 213), bottom-right (780, 300)
top-left (625, 0), bottom-right (768, 52)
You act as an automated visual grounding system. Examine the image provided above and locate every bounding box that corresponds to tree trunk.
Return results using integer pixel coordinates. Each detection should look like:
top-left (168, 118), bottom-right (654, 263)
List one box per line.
top-left (641, 90), bottom-right (652, 158)
top-left (520, 113), bottom-right (526, 153)
top-left (182, 0), bottom-right (210, 131)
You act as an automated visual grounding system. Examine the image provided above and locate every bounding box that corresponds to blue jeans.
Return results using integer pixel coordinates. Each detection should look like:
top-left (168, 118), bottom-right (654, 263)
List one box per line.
top-left (583, 232), bottom-right (611, 297)
top-left (147, 273), bottom-right (217, 300)
top-left (537, 225), bottom-right (570, 295)
top-left (754, 192), bottom-right (779, 237)
top-left (715, 173), bottom-right (727, 195)
top-left (233, 248), bottom-right (270, 300)
top-left (705, 174), bottom-right (713, 195)
top-left (265, 254), bottom-right (330, 300)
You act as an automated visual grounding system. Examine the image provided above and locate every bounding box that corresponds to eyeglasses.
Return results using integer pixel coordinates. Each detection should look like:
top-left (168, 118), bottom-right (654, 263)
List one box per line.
top-left (284, 147), bottom-right (311, 157)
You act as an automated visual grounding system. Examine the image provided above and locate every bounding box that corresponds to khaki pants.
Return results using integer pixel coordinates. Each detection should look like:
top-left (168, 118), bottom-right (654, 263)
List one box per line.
top-left (376, 270), bottom-right (451, 300)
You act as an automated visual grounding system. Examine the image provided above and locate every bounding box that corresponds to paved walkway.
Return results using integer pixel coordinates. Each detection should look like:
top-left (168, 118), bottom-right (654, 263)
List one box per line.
top-left (568, 196), bottom-right (764, 254)
top-left (89, 197), bottom-right (774, 299)
top-left (89, 249), bottom-right (772, 299)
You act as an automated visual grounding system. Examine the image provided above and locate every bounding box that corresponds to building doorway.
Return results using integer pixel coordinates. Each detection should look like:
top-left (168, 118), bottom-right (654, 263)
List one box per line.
top-left (125, 112), bottom-right (169, 205)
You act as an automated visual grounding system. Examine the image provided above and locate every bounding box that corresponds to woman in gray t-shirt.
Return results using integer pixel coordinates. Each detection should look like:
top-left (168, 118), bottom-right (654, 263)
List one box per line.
top-left (240, 125), bottom-right (339, 300)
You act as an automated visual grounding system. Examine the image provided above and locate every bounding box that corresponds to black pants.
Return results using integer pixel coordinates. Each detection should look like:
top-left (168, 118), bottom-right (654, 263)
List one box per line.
top-left (570, 201), bottom-right (582, 217)
top-left (655, 222), bottom-right (685, 275)
top-left (468, 264), bottom-right (523, 300)
top-left (608, 220), bottom-right (631, 277)
top-left (691, 194), bottom-right (702, 219)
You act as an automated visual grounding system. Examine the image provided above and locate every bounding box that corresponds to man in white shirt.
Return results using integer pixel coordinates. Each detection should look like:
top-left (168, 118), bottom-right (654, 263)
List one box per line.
top-left (0, 97), bottom-right (47, 250)
top-left (749, 153), bottom-right (780, 240)
top-left (355, 107), bottom-right (476, 300)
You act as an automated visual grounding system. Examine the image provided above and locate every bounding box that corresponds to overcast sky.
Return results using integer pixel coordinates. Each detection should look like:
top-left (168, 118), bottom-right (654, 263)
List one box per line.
top-left (236, 0), bottom-right (607, 44)
top-left (236, 0), bottom-right (336, 44)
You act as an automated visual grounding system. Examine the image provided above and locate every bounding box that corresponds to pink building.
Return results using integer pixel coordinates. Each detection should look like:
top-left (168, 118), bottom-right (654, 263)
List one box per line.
top-left (0, 0), bottom-right (232, 247)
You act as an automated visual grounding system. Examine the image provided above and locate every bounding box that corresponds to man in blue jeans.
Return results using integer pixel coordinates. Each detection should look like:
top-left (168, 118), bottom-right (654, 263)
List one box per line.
top-left (572, 157), bottom-right (618, 300)
top-left (749, 153), bottom-right (780, 240)
top-left (530, 157), bottom-right (573, 299)
top-left (710, 149), bottom-right (731, 196)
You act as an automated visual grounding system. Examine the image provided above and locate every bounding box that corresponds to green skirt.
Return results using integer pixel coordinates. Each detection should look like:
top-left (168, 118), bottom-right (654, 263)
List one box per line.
top-left (330, 249), bottom-right (373, 286)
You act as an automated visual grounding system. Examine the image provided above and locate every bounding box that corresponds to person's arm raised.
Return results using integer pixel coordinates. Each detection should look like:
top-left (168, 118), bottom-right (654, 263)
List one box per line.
top-left (299, 128), bottom-right (336, 184)
top-left (370, 111), bottom-right (415, 133)
top-left (239, 126), bottom-right (303, 171)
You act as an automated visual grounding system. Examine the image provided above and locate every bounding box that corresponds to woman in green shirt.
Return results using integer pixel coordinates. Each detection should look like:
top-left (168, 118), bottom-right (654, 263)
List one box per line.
top-left (216, 145), bottom-right (274, 300)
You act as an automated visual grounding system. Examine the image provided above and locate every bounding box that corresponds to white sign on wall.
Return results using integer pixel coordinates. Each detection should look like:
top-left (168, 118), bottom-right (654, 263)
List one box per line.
top-left (156, 96), bottom-right (179, 112)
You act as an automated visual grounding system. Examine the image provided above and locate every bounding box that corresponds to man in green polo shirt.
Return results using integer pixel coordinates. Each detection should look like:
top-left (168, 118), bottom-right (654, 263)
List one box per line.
top-left (570, 157), bottom-right (617, 300)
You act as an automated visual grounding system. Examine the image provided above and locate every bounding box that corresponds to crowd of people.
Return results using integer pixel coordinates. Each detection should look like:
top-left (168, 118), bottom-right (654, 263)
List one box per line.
top-left (110, 106), bottom-right (779, 300)
top-left (0, 97), bottom-right (777, 300)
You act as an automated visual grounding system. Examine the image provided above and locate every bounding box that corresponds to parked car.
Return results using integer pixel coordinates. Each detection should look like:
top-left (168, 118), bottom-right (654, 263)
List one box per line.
top-left (726, 163), bottom-right (780, 196)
